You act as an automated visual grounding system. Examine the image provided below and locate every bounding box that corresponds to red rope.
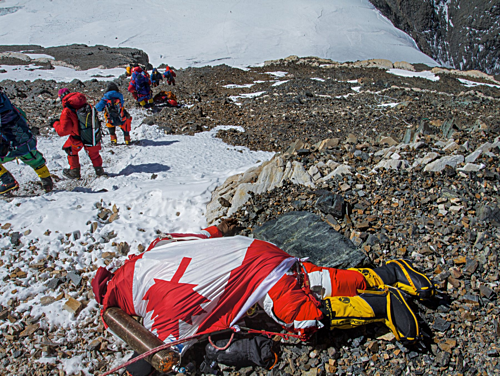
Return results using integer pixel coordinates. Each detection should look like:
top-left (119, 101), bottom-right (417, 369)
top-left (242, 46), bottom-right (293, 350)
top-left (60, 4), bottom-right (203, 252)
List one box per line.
top-left (208, 331), bottom-right (235, 350)
top-left (240, 327), bottom-right (306, 341)
top-left (100, 326), bottom-right (305, 375)
top-left (99, 332), bottom-right (206, 376)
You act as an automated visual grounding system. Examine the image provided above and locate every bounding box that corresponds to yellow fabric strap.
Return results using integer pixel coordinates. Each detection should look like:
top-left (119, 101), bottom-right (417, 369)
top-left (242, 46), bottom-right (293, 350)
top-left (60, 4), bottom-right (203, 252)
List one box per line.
top-left (349, 268), bottom-right (385, 288)
top-left (0, 165), bottom-right (8, 177)
top-left (323, 296), bottom-right (384, 330)
top-left (388, 259), bottom-right (434, 297)
top-left (392, 260), bottom-right (416, 290)
top-left (385, 291), bottom-right (401, 341)
top-left (34, 165), bottom-right (50, 179)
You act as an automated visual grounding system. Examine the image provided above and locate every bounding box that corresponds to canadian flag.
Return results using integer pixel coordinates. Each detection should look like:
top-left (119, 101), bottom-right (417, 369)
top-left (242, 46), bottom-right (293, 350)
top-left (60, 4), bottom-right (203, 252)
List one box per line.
top-left (103, 236), bottom-right (296, 353)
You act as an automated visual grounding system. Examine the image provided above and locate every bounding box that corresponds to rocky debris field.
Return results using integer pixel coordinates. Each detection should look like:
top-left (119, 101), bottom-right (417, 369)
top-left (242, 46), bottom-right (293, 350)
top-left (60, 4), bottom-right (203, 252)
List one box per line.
top-left (0, 45), bottom-right (149, 71)
top-left (1, 47), bottom-right (500, 375)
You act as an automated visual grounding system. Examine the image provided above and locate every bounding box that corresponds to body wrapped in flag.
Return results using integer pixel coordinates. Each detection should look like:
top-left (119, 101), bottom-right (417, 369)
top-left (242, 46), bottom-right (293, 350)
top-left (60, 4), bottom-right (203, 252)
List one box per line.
top-left (92, 219), bottom-right (434, 375)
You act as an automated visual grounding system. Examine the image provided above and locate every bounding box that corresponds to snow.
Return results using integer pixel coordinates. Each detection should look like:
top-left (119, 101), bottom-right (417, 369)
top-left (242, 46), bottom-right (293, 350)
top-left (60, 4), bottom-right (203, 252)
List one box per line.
top-left (0, 64), bottom-right (124, 82)
top-left (229, 91), bottom-right (267, 104)
top-left (378, 103), bottom-right (399, 108)
top-left (223, 83), bottom-right (255, 89)
top-left (458, 78), bottom-right (500, 89)
top-left (0, 0), bottom-right (438, 69)
top-left (387, 68), bottom-right (440, 81)
top-left (22, 53), bottom-right (55, 60)
top-left (272, 80), bottom-right (289, 87)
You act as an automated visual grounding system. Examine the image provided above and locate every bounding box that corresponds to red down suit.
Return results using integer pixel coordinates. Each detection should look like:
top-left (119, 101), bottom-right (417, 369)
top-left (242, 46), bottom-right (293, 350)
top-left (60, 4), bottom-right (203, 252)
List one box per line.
top-left (53, 92), bottom-right (102, 169)
top-left (99, 226), bottom-right (370, 353)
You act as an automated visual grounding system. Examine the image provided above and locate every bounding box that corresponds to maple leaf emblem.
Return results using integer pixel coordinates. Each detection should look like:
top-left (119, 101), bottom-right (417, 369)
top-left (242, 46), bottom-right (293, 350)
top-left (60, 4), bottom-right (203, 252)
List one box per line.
top-left (143, 257), bottom-right (211, 341)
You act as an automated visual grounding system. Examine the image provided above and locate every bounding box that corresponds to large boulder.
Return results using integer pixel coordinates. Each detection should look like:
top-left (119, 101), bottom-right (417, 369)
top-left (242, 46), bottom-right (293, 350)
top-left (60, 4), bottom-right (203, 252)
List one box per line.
top-left (253, 211), bottom-right (369, 269)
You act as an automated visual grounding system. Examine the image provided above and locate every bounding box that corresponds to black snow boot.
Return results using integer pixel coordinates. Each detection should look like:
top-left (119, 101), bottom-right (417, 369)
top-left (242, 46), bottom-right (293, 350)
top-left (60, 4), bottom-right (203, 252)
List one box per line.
top-left (63, 168), bottom-right (81, 179)
top-left (40, 176), bottom-right (54, 193)
top-left (94, 166), bottom-right (108, 176)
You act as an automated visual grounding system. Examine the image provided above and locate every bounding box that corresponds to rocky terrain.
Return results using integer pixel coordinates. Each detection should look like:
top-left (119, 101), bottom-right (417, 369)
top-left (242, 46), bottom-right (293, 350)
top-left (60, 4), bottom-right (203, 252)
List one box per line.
top-left (1, 46), bottom-right (500, 375)
top-left (368, 0), bottom-right (500, 76)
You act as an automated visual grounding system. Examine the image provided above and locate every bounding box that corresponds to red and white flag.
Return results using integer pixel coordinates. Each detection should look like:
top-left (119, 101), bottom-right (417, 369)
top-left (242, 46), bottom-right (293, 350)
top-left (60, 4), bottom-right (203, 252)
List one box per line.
top-left (103, 236), bottom-right (296, 353)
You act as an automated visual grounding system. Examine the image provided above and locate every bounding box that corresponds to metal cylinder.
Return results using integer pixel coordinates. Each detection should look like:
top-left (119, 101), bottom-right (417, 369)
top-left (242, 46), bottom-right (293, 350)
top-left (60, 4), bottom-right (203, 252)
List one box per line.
top-left (103, 307), bottom-right (180, 373)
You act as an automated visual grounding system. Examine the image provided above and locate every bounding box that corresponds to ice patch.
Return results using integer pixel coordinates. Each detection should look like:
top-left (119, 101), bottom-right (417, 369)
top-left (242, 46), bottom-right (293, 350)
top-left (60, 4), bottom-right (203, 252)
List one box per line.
top-left (458, 78), bottom-right (500, 89)
top-left (387, 69), bottom-right (440, 82)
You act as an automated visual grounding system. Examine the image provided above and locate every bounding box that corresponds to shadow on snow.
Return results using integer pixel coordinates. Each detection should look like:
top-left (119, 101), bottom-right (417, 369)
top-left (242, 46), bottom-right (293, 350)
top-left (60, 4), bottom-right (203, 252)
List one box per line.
top-left (117, 163), bottom-right (170, 176)
top-left (135, 139), bottom-right (179, 147)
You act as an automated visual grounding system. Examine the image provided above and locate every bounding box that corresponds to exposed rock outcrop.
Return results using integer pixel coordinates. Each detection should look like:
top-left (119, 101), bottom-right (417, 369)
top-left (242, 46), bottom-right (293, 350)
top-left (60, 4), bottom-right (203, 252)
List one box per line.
top-left (369, 0), bottom-right (500, 76)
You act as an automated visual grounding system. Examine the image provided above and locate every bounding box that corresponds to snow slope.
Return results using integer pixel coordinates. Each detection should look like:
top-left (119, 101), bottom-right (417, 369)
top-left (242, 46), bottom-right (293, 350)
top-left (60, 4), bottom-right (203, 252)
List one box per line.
top-left (0, 0), bottom-right (438, 68)
top-left (1, 110), bottom-right (272, 245)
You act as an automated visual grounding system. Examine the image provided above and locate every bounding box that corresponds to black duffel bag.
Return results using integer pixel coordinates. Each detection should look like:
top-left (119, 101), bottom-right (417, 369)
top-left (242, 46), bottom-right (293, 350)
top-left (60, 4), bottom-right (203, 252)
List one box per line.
top-left (204, 336), bottom-right (277, 369)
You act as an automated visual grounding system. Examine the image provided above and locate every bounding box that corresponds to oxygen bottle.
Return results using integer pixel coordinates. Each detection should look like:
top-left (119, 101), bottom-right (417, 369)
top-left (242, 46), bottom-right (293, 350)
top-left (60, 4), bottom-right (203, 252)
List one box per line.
top-left (103, 307), bottom-right (180, 373)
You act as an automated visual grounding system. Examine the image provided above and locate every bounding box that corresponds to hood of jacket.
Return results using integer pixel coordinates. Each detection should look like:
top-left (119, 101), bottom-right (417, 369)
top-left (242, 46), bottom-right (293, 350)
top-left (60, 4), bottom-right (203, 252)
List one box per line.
top-left (103, 90), bottom-right (123, 101)
top-left (62, 92), bottom-right (87, 110)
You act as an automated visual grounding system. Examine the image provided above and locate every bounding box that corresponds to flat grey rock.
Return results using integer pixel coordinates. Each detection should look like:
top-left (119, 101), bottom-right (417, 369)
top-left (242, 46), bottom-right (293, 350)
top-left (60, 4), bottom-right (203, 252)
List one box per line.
top-left (253, 211), bottom-right (369, 269)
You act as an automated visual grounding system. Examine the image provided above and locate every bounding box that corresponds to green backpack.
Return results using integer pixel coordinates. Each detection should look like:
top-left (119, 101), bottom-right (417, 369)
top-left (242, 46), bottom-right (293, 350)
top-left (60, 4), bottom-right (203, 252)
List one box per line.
top-left (73, 104), bottom-right (102, 146)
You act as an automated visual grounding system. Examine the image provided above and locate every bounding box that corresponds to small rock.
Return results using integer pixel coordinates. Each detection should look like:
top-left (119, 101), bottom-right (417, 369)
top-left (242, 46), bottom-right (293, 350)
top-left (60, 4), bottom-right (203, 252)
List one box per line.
top-left (88, 338), bottom-right (102, 351)
top-left (20, 323), bottom-right (39, 337)
top-left (461, 293), bottom-right (480, 306)
top-left (108, 212), bottom-right (119, 223)
top-left (40, 296), bottom-right (56, 306)
top-left (46, 278), bottom-right (61, 290)
top-left (72, 230), bottom-right (81, 241)
top-left (98, 210), bottom-right (110, 220)
top-left (366, 341), bottom-right (379, 353)
top-left (464, 259), bottom-right (479, 275)
top-left (433, 317), bottom-right (451, 332)
top-left (67, 271), bottom-right (82, 287)
top-left (10, 232), bottom-right (22, 245)
top-left (487, 349), bottom-right (499, 357)
top-left (479, 284), bottom-right (495, 299)
top-left (116, 242), bottom-right (130, 256)
top-left (435, 351), bottom-right (450, 367)
top-left (453, 256), bottom-right (467, 265)
top-left (63, 297), bottom-right (83, 316)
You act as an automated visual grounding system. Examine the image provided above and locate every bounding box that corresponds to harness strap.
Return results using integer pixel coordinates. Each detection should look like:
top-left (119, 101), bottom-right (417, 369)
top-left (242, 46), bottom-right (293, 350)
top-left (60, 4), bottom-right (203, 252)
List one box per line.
top-left (297, 262), bottom-right (321, 308)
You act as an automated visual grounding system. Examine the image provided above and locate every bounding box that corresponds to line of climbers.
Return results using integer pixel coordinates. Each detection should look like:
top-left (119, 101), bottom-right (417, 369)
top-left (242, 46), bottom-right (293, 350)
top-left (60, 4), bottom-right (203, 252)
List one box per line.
top-left (126, 64), bottom-right (177, 108)
top-left (0, 64), bottom-right (178, 194)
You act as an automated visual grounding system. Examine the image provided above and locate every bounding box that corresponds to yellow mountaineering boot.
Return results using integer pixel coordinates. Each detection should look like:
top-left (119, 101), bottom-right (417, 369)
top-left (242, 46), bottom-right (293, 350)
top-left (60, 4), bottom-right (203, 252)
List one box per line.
top-left (321, 287), bottom-right (420, 344)
top-left (351, 259), bottom-right (435, 300)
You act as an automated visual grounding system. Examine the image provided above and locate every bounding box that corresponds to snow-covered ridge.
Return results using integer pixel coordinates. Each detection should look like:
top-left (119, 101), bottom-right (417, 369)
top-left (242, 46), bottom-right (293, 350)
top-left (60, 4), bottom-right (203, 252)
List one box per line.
top-left (0, 0), bottom-right (437, 68)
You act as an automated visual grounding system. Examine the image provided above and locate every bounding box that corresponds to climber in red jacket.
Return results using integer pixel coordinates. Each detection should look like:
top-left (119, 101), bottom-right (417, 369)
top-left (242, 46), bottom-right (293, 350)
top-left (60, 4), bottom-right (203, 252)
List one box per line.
top-left (52, 88), bottom-right (107, 179)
